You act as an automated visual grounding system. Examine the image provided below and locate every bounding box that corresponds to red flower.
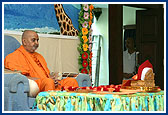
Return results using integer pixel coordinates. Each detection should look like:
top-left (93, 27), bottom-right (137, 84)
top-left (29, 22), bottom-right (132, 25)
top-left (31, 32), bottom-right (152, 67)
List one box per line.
top-left (68, 86), bottom-right (73, 91)
top-left (89, 86), bottom-right (93, 90)
top-left (81, 87), bottom-right (87, 89)
top-left (103, 87), bottom-right (108, 91)
top-left (106, 85), bottom-right (111, 88)
top-left (113, 85), bottom-right (121, 92)
top-left (97, 87), bottom-right (102, 91)
top-left (82, 60), bottom-right (88, 68)
top-left (89, 67), bottom-right (92, 74)
top-left (81, 68), bottom-right (88, 74)
top-left (61, 86), bottom-right (65, 91)
top-left (72, 87), bottom-right (78, 91)
top-left (89, 60), bottom-right (92, 67)
top-left (89, 52), bottom-right (93, 59)
top-left (82, 52), bottom-right (88, 59)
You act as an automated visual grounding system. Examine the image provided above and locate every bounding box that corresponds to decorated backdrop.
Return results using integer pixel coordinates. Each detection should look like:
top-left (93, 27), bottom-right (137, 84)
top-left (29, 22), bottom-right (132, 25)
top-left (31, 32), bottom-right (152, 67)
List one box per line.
top-left (78, 4), bottom-right (94, 77)
top-left (4, 4), bottom-right (80, 34)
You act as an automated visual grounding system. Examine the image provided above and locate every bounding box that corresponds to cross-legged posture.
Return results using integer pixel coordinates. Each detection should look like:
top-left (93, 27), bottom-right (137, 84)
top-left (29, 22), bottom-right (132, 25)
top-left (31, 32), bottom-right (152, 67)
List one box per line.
top-left (4, 30), bottom-right (78, 96)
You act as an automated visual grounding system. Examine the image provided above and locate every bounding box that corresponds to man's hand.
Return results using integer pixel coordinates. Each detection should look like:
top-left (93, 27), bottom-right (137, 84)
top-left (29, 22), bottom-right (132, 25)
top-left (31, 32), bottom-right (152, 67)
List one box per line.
top-left (50, 72), bottom-right (61, 87)
top-left (54, 79), bottom-right (61, 87)
top-left (50, 72), bottom-right (58, 79)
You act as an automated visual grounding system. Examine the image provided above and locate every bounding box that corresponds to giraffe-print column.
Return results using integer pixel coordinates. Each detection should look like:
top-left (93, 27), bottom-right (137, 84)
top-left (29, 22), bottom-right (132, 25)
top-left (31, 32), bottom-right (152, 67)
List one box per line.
top-left (54, 4), bottom-right (79, 36)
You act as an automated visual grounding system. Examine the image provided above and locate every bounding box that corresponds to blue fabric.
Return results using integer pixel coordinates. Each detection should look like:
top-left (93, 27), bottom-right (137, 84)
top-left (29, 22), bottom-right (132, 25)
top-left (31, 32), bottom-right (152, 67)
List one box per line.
top-left (4, 35), bottom-right (21, 59)
top-left (4, 35), bottom-right (34, 111)
top-left (4, 73), bottom-right (30, 111)
top-left (76, 73), bottom-right (92, 87)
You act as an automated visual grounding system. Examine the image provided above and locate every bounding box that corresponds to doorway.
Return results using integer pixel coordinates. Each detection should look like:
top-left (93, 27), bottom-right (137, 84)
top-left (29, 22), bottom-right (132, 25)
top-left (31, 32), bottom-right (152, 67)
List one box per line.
top-left (109, 4), bottom-right (164, 89)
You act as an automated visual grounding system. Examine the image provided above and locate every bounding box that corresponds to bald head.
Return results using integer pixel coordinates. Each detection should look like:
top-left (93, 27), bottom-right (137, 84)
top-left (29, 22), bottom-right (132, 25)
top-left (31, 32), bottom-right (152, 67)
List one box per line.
top-left (22, 30), bottom-right (37, 40)
top-left (22, 30), bottom-right (39, 53)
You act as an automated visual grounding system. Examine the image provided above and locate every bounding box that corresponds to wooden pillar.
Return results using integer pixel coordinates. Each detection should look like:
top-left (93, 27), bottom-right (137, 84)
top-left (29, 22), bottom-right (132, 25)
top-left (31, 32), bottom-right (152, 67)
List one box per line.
top-left (109, 4), bottom-right (123, 85)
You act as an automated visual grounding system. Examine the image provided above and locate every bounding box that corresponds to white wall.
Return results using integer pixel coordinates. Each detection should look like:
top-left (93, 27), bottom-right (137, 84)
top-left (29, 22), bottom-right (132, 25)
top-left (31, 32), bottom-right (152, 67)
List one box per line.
top-left (123, 6), bottom-right (145, 26)
top-left (92, 8), bottom-right (109, 85)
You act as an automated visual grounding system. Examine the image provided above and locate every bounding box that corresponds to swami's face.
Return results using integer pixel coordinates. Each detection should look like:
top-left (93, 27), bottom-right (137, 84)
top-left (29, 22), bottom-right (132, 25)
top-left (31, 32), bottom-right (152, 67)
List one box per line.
top-left (23, 31), bottom-right (39, 53)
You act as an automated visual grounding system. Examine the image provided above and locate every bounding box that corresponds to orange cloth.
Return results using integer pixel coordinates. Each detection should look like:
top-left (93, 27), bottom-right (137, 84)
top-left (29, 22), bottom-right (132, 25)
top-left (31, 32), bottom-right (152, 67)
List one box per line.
top-left (4, 45), bottom-right (78, 91)
top-left (55, 77), bottom-right (79, 90)
top-left (132, 74), bottom-right (138, 80)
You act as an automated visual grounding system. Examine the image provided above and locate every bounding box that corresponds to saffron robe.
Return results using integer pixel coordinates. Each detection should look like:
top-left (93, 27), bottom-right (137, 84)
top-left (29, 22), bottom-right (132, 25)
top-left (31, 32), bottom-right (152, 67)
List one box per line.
top-left (4, 45), bottom-right (78, 91)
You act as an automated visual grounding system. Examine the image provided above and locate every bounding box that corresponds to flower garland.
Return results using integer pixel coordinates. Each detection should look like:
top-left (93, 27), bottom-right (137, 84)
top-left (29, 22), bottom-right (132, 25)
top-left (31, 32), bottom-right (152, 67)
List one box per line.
top-left (61, 84), bottom-right (122, 92)
top-left (78, 4), bottom-right (94, 76)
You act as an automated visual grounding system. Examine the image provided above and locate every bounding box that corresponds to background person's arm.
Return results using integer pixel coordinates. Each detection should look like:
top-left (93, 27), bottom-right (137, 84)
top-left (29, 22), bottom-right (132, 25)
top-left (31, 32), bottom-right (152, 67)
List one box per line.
top-left (123, 73), bottom-right (134, 79)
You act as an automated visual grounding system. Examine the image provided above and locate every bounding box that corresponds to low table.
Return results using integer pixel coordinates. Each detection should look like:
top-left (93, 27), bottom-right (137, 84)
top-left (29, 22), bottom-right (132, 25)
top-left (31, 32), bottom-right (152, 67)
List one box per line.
top-left (34, 90), bottom-right (164, 111)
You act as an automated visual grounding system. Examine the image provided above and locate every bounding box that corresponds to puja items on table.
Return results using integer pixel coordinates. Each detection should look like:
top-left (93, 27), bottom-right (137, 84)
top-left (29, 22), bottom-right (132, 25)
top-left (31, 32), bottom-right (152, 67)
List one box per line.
top-left (59, 60), bottom-right (161, 94)
top-left (121, 60), bottom-right (161, 92)
top-left (61, 84), bottom-right (122, 93)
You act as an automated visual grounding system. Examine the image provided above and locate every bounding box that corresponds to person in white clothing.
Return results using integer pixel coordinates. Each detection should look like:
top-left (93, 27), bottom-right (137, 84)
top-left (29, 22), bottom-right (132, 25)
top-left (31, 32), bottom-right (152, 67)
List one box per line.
top-left (123, 37), bottom-right (136, 80)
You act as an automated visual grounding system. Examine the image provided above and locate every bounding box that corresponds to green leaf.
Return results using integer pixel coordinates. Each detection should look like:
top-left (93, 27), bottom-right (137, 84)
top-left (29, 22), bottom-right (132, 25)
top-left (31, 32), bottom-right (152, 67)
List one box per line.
top-left (79, 42), bottom-right (83, 46)
top-left (77, 47), bottom-right (81, 52)
top-left (79, 26), bottom-right (83, 30)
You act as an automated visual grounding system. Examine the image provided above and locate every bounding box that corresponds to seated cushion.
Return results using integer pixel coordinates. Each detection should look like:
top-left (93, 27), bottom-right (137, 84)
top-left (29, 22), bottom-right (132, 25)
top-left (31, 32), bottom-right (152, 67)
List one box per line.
top-left (4, 35), bottom-right (21, 59)
top-left (75, 73), bottom-right (92, 87)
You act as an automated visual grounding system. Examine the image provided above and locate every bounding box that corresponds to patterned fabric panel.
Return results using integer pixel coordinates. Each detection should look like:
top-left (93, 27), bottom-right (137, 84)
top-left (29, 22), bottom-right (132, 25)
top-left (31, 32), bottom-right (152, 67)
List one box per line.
top-left (34, 91), bottom-right (164, 111)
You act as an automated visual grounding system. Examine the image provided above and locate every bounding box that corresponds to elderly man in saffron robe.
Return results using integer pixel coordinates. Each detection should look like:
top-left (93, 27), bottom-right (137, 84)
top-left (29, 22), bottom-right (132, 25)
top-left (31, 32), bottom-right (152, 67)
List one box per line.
top-left (4, 30), bottom-right (78, 96)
